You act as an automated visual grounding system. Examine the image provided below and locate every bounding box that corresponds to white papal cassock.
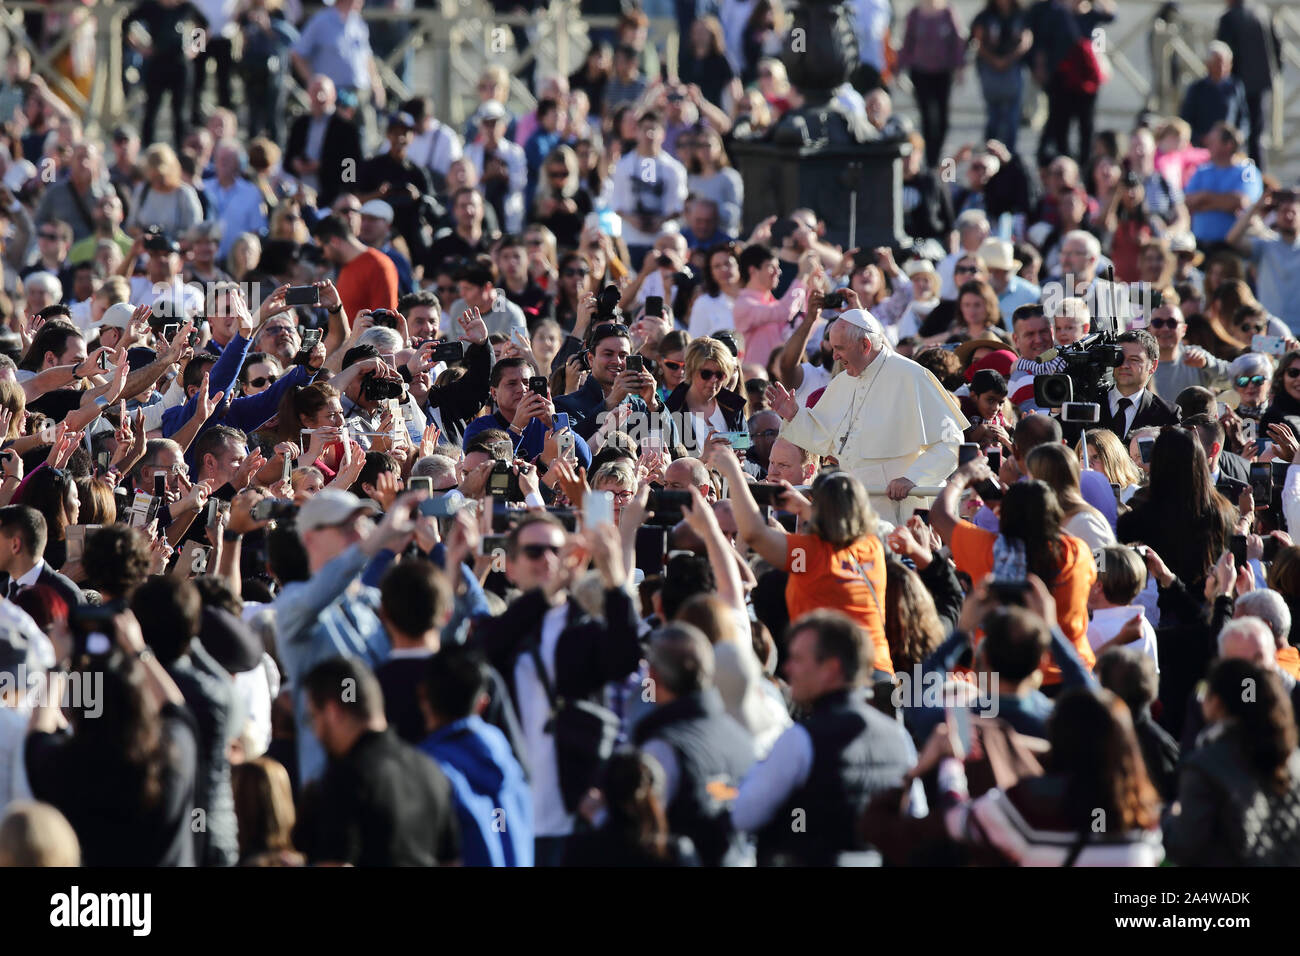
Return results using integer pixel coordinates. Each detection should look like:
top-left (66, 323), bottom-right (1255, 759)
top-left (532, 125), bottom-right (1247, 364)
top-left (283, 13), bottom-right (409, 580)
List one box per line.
top-left (780, 348), bottom-right (969, 525)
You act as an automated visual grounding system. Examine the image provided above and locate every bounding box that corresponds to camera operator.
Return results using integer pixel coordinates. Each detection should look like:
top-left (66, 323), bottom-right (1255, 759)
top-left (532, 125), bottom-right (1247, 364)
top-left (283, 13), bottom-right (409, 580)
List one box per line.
top-left (1097, 330), bottom-right (1180, 442)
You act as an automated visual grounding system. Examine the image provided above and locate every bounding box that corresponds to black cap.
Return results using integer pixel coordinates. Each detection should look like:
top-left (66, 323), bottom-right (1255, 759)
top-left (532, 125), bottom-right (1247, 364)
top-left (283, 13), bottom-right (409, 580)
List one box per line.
top-left (388, 111), bottom-right (417, 130)
top-left (111, 124), bottom-right (138, 143)
top-left (143, 231), bottom-right (179, 254)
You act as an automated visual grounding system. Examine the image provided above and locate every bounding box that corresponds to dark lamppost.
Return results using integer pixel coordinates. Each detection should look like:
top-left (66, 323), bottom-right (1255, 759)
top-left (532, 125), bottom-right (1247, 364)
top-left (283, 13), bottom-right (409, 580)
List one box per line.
top-left (730, 0), bottom-right (911, 249)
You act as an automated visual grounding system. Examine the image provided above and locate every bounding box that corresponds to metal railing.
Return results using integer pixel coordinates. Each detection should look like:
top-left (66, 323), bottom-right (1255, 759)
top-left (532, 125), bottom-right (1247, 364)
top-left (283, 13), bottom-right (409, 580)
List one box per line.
top-left (0, 0), bottom-right (676, 141)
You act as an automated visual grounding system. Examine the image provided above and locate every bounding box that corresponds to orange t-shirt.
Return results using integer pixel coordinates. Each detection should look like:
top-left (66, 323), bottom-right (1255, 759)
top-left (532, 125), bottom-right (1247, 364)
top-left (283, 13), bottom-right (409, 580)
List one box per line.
top-left (949, 521), bottom-right (1097, 683)
top-left (337, 247), bottom-right (400, 321)
top-left (784, 533), bottom-right (892, 675)
top-left (1278, 646), bottom-right (1300, 681)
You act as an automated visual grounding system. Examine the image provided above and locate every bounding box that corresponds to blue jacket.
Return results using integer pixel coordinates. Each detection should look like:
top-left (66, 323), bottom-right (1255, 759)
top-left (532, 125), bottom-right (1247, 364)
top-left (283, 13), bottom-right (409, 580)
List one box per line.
top-left (462, 410), bottom-right (593, 469)
top-left (164, 331), bottom-right (252, 439)
top-left (420, 716), bottom-right (533, 866)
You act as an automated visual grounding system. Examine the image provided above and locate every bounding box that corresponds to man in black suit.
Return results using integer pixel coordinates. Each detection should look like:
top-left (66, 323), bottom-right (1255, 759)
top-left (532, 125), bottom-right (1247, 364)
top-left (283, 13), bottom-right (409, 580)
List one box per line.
top-left (0, 506), bottom-right (82, 608)
top-left (1217, 0), bottom-right (1281, 169)
top-left (1183, 413), bottom-right (1249, 485)
top-left (286, 75), bottom-right (364, 209)
top-left (470, 512), bottom-right (640, 867)
top-left (1097, 329), bottom-right (1180, 443)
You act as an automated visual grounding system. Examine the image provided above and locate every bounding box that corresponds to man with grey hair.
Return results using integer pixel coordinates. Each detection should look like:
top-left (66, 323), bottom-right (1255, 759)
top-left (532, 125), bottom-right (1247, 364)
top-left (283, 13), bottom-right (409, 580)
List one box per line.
top-left (1180, 40), bottom-right (1250, 148)
top-left (632, 622), bottom-right (757, 867)
top-left (767, 308), bottom-right (967, 524)
top-left (939, 210), bottom-right (990, 299)
top-left (356, 326), bottom-right (406, 357)
top-left (1234, 590), bottom-right (1292, 660)
top-left (203, 139), bottom-right (268, 261)
top-left (23, 272), bottom-right (62, 315)
top-left (411, 454), bottom-right (459, 490)
top-left (1049, 230), bottom-right (1131, 331)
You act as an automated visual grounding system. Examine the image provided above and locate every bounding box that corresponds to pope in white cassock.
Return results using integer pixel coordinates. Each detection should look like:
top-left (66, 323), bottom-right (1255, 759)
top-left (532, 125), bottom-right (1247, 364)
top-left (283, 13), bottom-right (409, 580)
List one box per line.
top-left (766, 308), bottom-right (969, 525)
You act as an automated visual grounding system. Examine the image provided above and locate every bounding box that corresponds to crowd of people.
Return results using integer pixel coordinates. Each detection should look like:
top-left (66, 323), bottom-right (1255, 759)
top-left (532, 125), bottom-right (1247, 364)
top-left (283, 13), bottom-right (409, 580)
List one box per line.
top-left (1, 0), bottom-right (1300, 870)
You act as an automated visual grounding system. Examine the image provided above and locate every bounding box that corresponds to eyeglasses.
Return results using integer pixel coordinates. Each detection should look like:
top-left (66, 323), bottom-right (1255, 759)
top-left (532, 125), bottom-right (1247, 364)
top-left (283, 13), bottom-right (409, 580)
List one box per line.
top-left (1148, 318), bottom-right (1180, 329)
top-left (1236, 374), bottom-right (1267, 387)
top-left (563, 267), bottom-right (590, 277)
top-left (661, 359), bottom-right (684, 371)
top-left (247, 374), bottom-right (278, 388)
top-left (520, 543), bottom-right (561, 559)
top-left (547, 169), bottom-right (569, 180)
top-left (1240, 323), bottom-right (1268, 335)
top-left (698, 368), bottom-right (725, 381)
top-left (607, 489), bottom-right (634, 503)
top-left (955, 265), bottom-right (979, 274)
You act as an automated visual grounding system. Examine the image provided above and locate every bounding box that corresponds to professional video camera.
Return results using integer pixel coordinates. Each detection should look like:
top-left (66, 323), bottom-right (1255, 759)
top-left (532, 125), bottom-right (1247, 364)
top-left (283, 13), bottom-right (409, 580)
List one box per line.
top-left (1032, 330), bottom-right (1125, 407)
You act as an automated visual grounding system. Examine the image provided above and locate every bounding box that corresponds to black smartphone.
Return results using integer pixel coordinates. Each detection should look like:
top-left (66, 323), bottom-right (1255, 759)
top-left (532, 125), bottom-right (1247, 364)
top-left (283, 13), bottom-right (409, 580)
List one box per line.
top-left (294, 327), bottom-right (322, 365)
top-left (958, 442), bottom-right (980, 467)
top-left (95, 450), bottom-right (111, 474)
top-left (913, 508), bottom-right (931, 525)
top-left (431, 341), bottom-right (465, 363)
top-left (1231, 533), bottom-right (1248, 568)
top-left (975, 477), bottom-right (1004, 502)
top-left (408, 476), bottom-right (434, 496)
top-left (153, 473), bottom-right (166, 498)
top-left (644, 295), bottom-right (664, 318)
top-left (1216, 476), bottom-right (1249, 501)
top-left (529, 376), bottom-right (549, 397)
top-left (1264, 536), bottom-right (1282, 563)
top-left (1137, 437), bottom-right (1155, 464)
top-left (634, 526), bottom-right (668, 577)
top-left (489, 459), bottom-right (510, 496)
top-left (97, 351), bottom-right (110, 371)
top-left (144, 494), bottom-right (161, 526)
top-left (987, 449), bottom-right (1002, 474)
top-left (625, 355), bottom-right (645, 374)
top-left (285, 285), bottom-right (320, 307)
top-left (206, 498), bottom-right (219, 529)
top-left (1250, 462), bottom-right (1273, 507)
top-left (749, 484), bottom-right (786, 507)
top-left (989, 580), bottom-right (1030, 604)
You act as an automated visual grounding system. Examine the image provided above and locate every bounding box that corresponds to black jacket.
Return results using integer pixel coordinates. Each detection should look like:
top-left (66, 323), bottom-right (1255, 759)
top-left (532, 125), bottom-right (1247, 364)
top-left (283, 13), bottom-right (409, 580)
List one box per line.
top-left (1217, 2), bottom-right (1281, 94)
top-left (756, 687), bottom-right (914, 866)
top-left (1217, 449), bottom-right (1250, 484)
top-left (286, 112), bottom-right (363, 208)
top-left (1097, 388), bottom-right (1180, 442)
top-left (903, 169), bottom-right (954, 242)
top-left (633, 689), bottom-right (756, 867)
top-left (664, 381), bottom-right (747, 433)
top-left (1, 562), bottom-right (84, 609)
top-left (471, 587), bottom-right (641, 809)
top-left (426, 341), bottom-right (493, 445)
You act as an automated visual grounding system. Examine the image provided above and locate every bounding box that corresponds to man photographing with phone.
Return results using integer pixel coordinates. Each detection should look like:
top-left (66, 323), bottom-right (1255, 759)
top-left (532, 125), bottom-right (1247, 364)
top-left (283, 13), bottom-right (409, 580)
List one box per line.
top-left (462, 357), bottom-right (592, 470)
top-left (1226, 185), bottom-right (1300, 331)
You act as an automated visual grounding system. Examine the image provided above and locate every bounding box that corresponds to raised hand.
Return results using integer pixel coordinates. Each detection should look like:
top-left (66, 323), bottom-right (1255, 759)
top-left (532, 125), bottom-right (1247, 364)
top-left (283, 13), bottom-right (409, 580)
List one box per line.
top-left (458, 306), bottom-right (488, 345)
top-left (766, 381), bottom-right (798, 422)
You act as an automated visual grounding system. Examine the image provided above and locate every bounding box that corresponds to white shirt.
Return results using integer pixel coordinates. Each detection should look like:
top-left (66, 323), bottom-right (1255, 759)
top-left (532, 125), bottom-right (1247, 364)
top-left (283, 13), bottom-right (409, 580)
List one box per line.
top-left (792, 361), bottom-right (832, 406)
top-left (514, 601), bottom-right (574, 837)
top-left (1087, 605), bottom-right (1160, 671)
top-left (12, 558), bottom-right (44, 591)
top-left (687, 292), bottom-right (736, 339)
top-left (464, 140), bottom-right (529, 234)
top-left (1108, 386), bottom-right (1140, 438)
top-left (609, 150), bottom-right (688, 249)
top-left (385, 121), bottom-right (463, 179)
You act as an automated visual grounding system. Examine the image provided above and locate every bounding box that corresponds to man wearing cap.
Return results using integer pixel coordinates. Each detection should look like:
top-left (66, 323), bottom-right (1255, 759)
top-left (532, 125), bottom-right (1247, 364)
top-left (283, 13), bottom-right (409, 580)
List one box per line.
top-left (767, 308), bottom-right (969, 525)
top-left (272, 488), bottom-right (421, 786)
top-left (1226, 186), bottom-right (1300, 332)
top-left (939, 211), bottom-right (991, 300)
top-left (1169, 232), bottom-right (1207, 294)
top-left (287, 75), bottom-right (364, 207)
top-left (356, 199), bottom-right (414, 296)
top-left (359, 112), bottom-right (439, 264)
top-left (465, 101), bottom-right (528, 235)
top-left (202, 141), bottom-right (268, 262)
top-left (980, 238), bottom-right (1040, 316)
top-left (34, 143), bottom-right (108, 243)
top-left (92, 302), bottom-right (139, 354)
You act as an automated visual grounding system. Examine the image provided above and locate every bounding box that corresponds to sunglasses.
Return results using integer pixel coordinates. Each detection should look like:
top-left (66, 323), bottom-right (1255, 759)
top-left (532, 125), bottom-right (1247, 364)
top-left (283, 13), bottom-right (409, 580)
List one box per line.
top-left (247, 374), bottom-right (278, 388)
top-left (955, 265), bottom-right (979, 274)
top-left (1240, 323), bottom-right (1268, 334)
top-left (698, 368), bottom-right (725, 381)
top-left (547, 170), bottom-right (569, 179)
top-left (1236, 374), bottom-right (1267, 387)
top-left (1286, 368), bottom-right (1300, 379)
top-left (38, 232), bottom-right (62, 241)
top-left (520, 543), bottom-right (561, 559)
top-left (661, 359), bottom-right (684, 371)
top-left (1148, 318), bottom-right (1180, 329)
top-left (436, 285), bottom-right (457, 294)
top-left (563, 267), bottom-right (590, 277)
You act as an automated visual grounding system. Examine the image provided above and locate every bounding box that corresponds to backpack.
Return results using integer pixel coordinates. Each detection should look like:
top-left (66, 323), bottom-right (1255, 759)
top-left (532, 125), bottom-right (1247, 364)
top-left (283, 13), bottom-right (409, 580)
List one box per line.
top-left (1059, 36), bottom-right (1108, 95)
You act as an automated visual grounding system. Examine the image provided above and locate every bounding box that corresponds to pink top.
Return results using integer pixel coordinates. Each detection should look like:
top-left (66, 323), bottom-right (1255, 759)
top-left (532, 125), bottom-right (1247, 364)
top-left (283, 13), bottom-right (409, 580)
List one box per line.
top-left (734, 280), bottom-right (806, 364)
top-left (1155, 147), bottom-right (1210, 192)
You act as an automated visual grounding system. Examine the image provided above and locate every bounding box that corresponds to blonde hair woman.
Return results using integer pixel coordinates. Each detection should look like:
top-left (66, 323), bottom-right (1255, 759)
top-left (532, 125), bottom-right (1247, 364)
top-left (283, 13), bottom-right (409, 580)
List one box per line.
top-left (1077, 426), bottom-right (1144, 504)
top-left (1026, 442), bottom-right (1116, 550)
top-left (129, 144), bottom-right (204, 236)
top-left (665, 336), bottom-right (747, 453)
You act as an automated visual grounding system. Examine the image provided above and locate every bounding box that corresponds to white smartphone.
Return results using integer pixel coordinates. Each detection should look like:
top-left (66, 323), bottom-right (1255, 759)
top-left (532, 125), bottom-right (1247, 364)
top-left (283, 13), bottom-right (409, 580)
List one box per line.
top-left (1252, 334), bottom-right (1287, 357)
top-left (583, 489), bottom-right (614, 528)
